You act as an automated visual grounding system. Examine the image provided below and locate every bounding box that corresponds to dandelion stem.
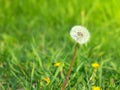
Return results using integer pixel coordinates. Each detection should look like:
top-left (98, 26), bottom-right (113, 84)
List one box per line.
top-left (61, 43), bottom-right (78, 90)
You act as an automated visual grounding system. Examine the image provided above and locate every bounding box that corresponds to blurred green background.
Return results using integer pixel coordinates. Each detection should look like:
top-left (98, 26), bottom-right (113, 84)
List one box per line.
top-left (0, 0), bottom-right (120, 90)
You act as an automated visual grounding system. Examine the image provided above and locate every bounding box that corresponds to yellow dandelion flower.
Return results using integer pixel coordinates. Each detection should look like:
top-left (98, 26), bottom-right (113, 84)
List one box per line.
top-left (43, 77), bottom-right (50, 84)
top-left (92, 86), bottom-right (101, 90)
top-left (54, 62), bottom-right (61, 67)
top-left (92, 63), bottom-right (100, 69)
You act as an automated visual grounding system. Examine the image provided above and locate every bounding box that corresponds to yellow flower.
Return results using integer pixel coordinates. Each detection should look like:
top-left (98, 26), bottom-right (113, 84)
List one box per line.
top-left (92, 63), bottom-right (100, 69)
top-left (54, 62), bottom-right (61, 67)
top-left (54, 62), bottom-right (64, 67)
top-left (43, 77), bottom-right (50, 84)
top-left (92, 86), bottom-right (101, 90)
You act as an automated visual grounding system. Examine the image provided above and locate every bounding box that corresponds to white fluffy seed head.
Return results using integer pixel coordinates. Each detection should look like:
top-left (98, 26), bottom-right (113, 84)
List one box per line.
top-left (70, 25), bottom-right (90, 44)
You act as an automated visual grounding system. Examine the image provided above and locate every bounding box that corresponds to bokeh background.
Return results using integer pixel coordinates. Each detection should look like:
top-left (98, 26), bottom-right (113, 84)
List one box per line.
top-left (0, 0), bottom-right (120, 90)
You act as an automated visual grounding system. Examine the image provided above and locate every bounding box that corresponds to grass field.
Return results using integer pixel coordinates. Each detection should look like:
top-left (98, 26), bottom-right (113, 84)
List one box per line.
top-left (0, 0), bottom-right (120, 90)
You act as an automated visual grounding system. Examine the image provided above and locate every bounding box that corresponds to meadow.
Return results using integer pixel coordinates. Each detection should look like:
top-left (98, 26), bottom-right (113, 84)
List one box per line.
top-left (0, 0), bottom-right (120, 90)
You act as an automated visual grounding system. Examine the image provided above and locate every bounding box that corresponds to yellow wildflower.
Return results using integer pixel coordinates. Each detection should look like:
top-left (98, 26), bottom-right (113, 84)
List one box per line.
top-left (92, 63), bottom-right (100, 69)
top-left (54, 62), bottom-right (61, 67)
top-left (43, 77), bottom-right (50, 84)
top-left (54, 62), bottom-right (64, 67)
top-left (92, 86), bottom-right (101, 90)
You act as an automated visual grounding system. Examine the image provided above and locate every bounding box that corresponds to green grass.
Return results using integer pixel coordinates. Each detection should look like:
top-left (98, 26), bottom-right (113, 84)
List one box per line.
top-left (0, 0), bottom-right (120, 90)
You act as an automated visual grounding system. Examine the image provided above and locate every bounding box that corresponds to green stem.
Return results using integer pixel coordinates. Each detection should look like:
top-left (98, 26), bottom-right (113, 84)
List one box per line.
top-left (61, 43), bottom-right (78, 90)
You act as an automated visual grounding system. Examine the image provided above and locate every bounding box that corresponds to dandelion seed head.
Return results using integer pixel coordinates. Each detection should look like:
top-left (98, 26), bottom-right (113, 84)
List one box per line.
top-left (70, 25), bottom-right (90, 44)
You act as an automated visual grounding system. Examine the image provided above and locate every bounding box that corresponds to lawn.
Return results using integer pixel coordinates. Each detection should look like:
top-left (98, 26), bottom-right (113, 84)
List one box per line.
top-left (0, 0), bottom-right (120, 90)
